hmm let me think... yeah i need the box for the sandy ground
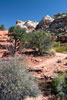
[27,52,67,78]
[25,52,67,100]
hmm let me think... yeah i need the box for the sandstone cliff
[36,13,67,34]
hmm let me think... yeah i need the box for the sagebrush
[0,56,41,100]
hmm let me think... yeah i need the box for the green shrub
[8,26,26,52]
[55,45,67,53]
[0,56,41,100]
[52,41,67,53]
[25,30,54,55]
[51,73,67,98]
[54,41,61,47]
[0,24,5,30]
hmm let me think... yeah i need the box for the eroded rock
[16,20,39,32]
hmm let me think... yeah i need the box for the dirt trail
[26,53,67,100]
[33,53,67,67]
[29,53,67,77]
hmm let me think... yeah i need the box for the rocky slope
[0,30,10,57]
[36,13,67,34]
[0,30,15,58]
[16,20,39,32]
[16,13,67,34]
[50,13,67,33]
[36,15,54,30]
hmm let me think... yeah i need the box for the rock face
[16,13,67,34]
[56,35,67,43]
[36,15,54,29]
[50,13,67,33]
[36,13,67,34]
[16,20,39,32]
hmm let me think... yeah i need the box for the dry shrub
[0,56,41,100]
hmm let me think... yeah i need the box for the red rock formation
[0,30,11,57]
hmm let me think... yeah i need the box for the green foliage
[8,26,26,41]
[25,30,54,55]
[0,24,5,30]
[8,26,26,51]
[53,41,67,53]
[51,73,67,98]
[54,41,61,47]
[55,45,67,53]
[0,57,41,100]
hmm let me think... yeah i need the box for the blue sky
[0,0,67,29]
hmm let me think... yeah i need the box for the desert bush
[54,41,61,47]
[51,72,67,99]
[25,30,54,55]
[55,45,67,53]
[52,42,67,53]
[0,56,41,100]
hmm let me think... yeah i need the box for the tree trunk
[38,49,42,55]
